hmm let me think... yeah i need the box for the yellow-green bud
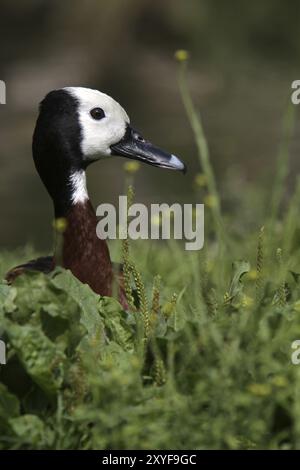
[174,49,190,62]
[124,161,140,174]
[53,217,68,233]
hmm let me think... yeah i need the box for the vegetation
[1,57,300,450]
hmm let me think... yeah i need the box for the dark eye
[90,107,105,120]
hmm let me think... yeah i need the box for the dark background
[1,0,300,249]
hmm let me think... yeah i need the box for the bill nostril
[134,132,145,142]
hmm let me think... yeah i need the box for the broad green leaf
[0,383,20,421]
[0,284,16,315]
[50,270,105,341]
[12,271,77,323]
[5,321,65,395]
[99,297,134,352]
[228,260,251,300]
[9,414,53,448]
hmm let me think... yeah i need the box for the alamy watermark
[291,340,300,365]
[95,197,204,251]
[0,80,6,104]
[0,340,6,365]
[291,80,300,104]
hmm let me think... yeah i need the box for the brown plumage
[6,201,128,308]
[6,200,113,294]
[6,256,54,284]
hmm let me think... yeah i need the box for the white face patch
[64,87,130,161]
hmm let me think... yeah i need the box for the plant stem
[269,100,296,228]
[177,61,225,246]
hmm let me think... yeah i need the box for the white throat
[69,170,89,205]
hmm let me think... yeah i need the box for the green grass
[1,57,300,449]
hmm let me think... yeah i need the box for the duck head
[32,87,186,217]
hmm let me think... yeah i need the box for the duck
[6,87,186,306]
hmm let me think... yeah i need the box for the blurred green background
[1,0,300,249]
